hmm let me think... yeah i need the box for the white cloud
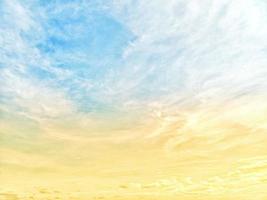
[0,0,75,121]
[1,0,267,128]
[103,0,267,108]
[0,68,74,120]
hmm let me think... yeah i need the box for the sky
[1,0,267,199]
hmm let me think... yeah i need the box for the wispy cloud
[107,0,267,106]
[1,1,267,198]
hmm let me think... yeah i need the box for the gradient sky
[1,0,267,199]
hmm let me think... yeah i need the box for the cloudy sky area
[1,0,267,199]
[1,0,267,121]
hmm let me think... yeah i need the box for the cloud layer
[1,0,267,199]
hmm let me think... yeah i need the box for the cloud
[0,0,75,121]
[104,0,267,107]
[1,1,267,199]
[1,68,74,120]
[1,0,267,144]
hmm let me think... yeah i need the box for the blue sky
[0,0,136,118]
[2,1,267,198]
[1,0,267,122]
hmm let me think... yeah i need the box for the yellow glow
[1,96,267,199]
